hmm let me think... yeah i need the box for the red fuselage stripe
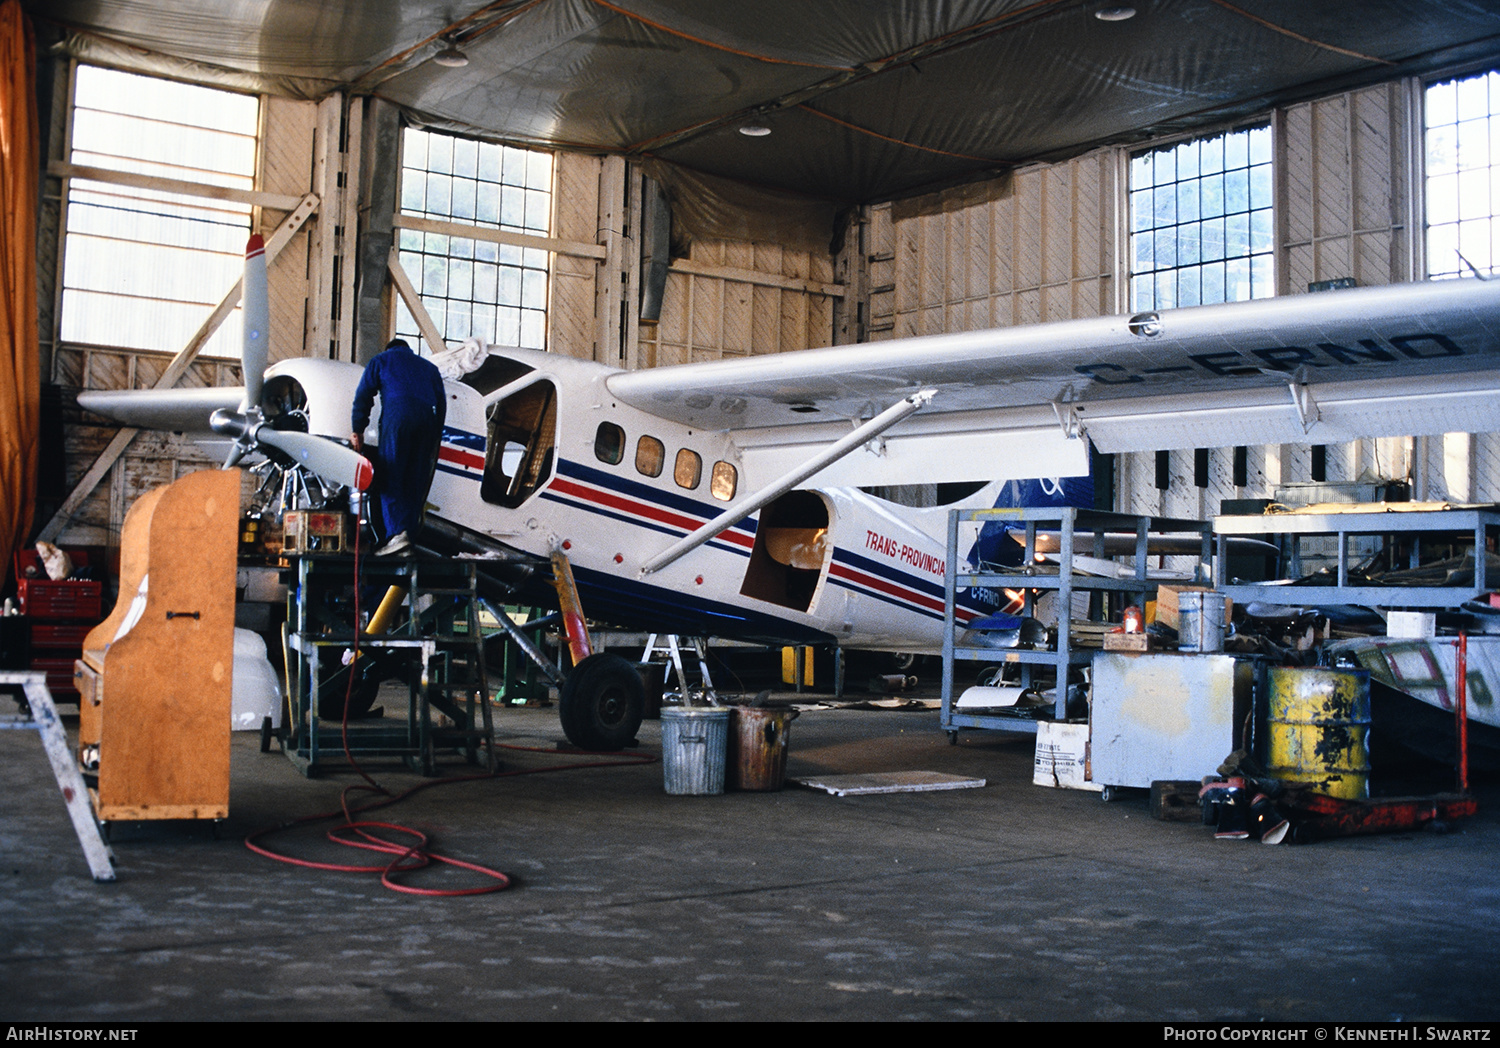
[548,476,754,548]
[438,446,484,470]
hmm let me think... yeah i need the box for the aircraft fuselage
[271,350,989,653]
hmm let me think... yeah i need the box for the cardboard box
[1033,719,1101,791]
[1155,584,1232,631]
[1103,631,1152,653]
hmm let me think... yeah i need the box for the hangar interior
[3,0,1500,1023]
[24,1,1500,540]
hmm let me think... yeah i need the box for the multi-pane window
[396,128,552,349]
[62,66,259,357]
[1425,69,1500,280]
[1128,126,1273,310]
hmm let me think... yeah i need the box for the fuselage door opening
[483,379,557,508]
[740,490,831,613]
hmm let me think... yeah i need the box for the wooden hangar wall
[37,60,1496,554]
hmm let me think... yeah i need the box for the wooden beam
[594,156,628,366]
[306,96,341,359]
[48,160,307,211]
[336,101,363,362]
[38,195,320,543]
[386,252,448,357]
[393,212,607,260]
[667,257,845,298]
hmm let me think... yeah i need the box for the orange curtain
[0,0,38,585]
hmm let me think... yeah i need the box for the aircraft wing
[77,387,247,434]
[605,279,1500,488]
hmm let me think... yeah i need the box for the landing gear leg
[551,547,644,751]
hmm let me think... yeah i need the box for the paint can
[1178,591,1226,652]
[1267,666,1371,800]
[728,705,799,791]
[660,706,731,795]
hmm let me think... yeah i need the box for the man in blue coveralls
[350,339,447,556]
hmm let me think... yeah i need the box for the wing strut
[1288,369,1321,432]
[640,390,936,576]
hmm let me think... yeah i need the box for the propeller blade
[257,429,374,492]
[240,234,269,411]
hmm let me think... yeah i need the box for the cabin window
[1425,69,1500,279]
[395,127,553,348]
[1128,125,1273,309]
[711,461,737,501]
[482,380,556,508]
[675,449,702,489]
[636,436,664,477]
[594,422,625,465]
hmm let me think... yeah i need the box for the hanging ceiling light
[434,39,469,67]
[738,124,772,137]
[1095,5,1136,20]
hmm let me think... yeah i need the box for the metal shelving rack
[941,506,1214,739]
[1213,507,1500,608]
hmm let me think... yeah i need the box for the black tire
[559,653,645,751]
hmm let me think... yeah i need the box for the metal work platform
[282,554,494,776]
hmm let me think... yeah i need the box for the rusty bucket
[1267,666,1371,800]
[728,705,799,791]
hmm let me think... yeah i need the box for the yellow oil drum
[1267,666,1371,800]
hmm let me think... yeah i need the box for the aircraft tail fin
[970,462,1096,568]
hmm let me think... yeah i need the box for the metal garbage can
[660,706,731,795]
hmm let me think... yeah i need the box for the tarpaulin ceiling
[30,0,1500,205]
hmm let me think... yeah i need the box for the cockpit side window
[482,381,557,508]
[594,422,625,465]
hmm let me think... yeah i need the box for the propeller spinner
[212,235,373,492]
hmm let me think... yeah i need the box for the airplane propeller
[238,233,268,414]
[212,235,373,492]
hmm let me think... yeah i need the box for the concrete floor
[2,696,1497,1023]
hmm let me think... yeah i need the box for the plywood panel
[262,97,316,365]
[638,233,837,366]
[722,279,752,356]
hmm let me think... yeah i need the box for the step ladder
[0,672,115,881]
[641,634,719,704]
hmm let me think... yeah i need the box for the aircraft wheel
[560,653,645,751]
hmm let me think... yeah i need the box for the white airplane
[79,237,1500,748]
